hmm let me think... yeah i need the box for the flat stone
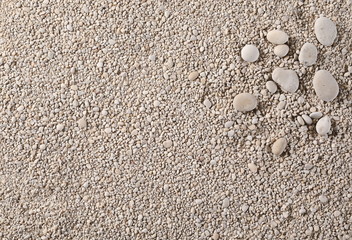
[267,30,289,44]
[233,93,257,112]
[272,68,299,93]
[310,112,323,119]
[314,17,337,46]
[266,81,277,93]
[163,140,173,148]
[188,71,199,81]
[248,163,258,173]
[313,70,339,102]
[316,116,331,136]
[274,44,289,57]
[272,137,287,156]
[299,43,318,66]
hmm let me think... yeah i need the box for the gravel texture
[0,1,351,239]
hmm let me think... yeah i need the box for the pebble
[222,198,230,208]
[188,71,199,81]
[241,204,249,212]
[241,44,259,62]
[267,30,289,44]
[302,114,313,125]
[248,163,258,173]
[212,232,220,240]
[224,121,234,128]
[318,195,328,203]
[77,117,87,129]
[266,81,278,93]
[277,101,286,110]
[163,140,173,148]
[310,112,323,119]
[316,116,331,136]
[272,137,287,156]
[148,55,156,61]
[299,43,318,66]
[272,68,299,93]
[233,93,257,112]
[203,99,212,109]
[297,116,305,126]
[56,123,64,131]
[313,70,339,102]
[273,44,289,57]
[314,16,337,46]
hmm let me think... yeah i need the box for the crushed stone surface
[0,0,351,239]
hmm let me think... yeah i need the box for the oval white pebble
[241,44,259,62]
[163,140,173,148]
[77,117,87,129]
[313,70,339,102]
[316,116,331,136]
[188,71,199,81]
[267,30,289,44]
[310,112,323,119]
[274,44,289,57]
[302,114,313,125]
[314,17,337,46]
[266,81,278,93]
[222,198,230,208]
[299,43,318,66]
[57,123,64,131]
[233,93,257,112]
[224,121,234,128]
[272,68,299,93]
[297,116,305,126]
[272,137,287,156]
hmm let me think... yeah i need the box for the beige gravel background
[0,0,351,239]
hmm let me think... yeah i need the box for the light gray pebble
[266,81,277,93]
[299,43,318,66]
[222,198,230,208]
[267,30,289,44]
[274,44,289,57]
[310,112,323,119]
[203,99,212,109]
[224,121,234,128]
[277,101,286,110]
[319,195,328,203]
[297,116,305,126]
[316,116,331,136]
[314,16,337,46]
[302,115,312,125]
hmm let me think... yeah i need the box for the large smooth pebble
[274,44,289,57]
[272,68,299,93]
[316,116,331,135]
[299,43,318,66]
[267,30,289,44]
[272,137,287,156]
[233,93,257,112]
[241,44,259,62]
[314,17,337,46]
[313,70,339,102]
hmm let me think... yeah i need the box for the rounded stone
[266,81,278,93]
[241,44,259,62]
[248,163,258,173]
[313,70,339,102]
[272,137,287,156]
[272,68,299,93]
[314,17,337,46]
[233,93,257,112]
[274,44,289,57]
[310,112,323,119]
[188,71,199,81]
[77,117,87,129]
[316,116,331,136]
[267,30,289,44]
[163,140,173,148]
[299,43,318,66]
[302,114,313,125]
[222,198,230,208]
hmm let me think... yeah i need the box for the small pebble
[233,93,257,112]
[148,55,156,61]
[248,163,258,173]
[203,99,212,109]
[316,116,331,136]
[241,44,259,62]
[222,198,230,208]
[277,101,286,110]
[56,123,64,131]
[318,195,328,203]
[224,121,234,128]
[241,204,249,212]
[297,116,305,126]
[188,71,199,81]
[273,44,289,57]
[313,70,339,102]
[163,140,173,148]
[266,81,278,93]
[77,117,87,129]
[272,137,287,156]
[299,43,318,66]
[267,30,289,44]
[302,114,313,125]
[314,16,337,46]
[310,112,323,119]
[272,68,299,93]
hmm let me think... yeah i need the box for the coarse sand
[0,0,351,239]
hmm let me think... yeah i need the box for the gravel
[1,1,351,239]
